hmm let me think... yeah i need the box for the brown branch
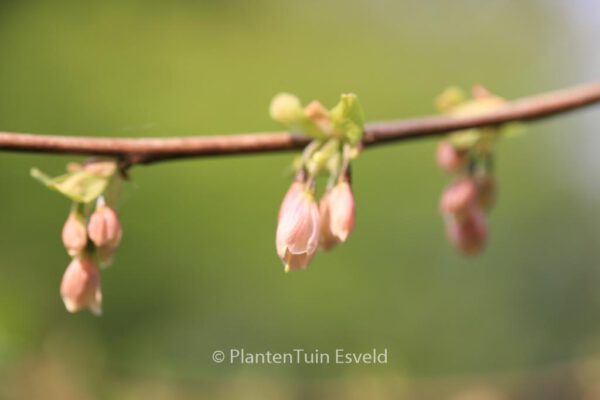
[1,83,599,166]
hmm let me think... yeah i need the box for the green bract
[31,168,111,204]
[269,93,328,140]
[440,86,525,150]
[269,92,365,145]
[329,93,365,145]
[270,92,364,179]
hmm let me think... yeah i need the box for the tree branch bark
[0,83,599,166]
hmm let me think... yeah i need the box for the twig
[0,83,599,166]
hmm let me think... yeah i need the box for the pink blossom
[440,178,478,216]
[62,212,88,256]
[278,181,305,221]
[60,256,102,315]
[88,205,122,248]
[319,181,356,250]
[276,184,320,271]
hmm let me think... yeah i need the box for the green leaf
[31,168,109,203]
[269,93,305,126]
[269,93,328,140]
[30,168,53,186]
[329,93,365,145]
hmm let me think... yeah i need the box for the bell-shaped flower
[276,183,320,271]
[62,211,88,256]
[60,256,102,316]
[278,181,305,221]
[88,205,122,248]
[439,178,478,216]
[319,181,356,250]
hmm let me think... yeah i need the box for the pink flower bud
[445,206,488,256]
[304,100,329,122]
[471,84,492,99]
[304,100,331,133]
[436,141,467,173]
[60,256,102,315]
[439,178,477,216]
[276,183,320,272]
[278,181,305,221]
[88,205,122,248]
[61,211,88,256]
[319,181,356,250]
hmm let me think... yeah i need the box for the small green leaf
[31,168,109,203]
[269,93,305,126]
[269,93,328,140]
[30,168,53,186]
[329,93,365,145]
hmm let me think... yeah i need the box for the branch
[1,83,599,166]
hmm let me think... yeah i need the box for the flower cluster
[276,169,355,271]
[33,159,123,315]
[61,196,122,315]
[271,93,363,271]
[435,86,510,255]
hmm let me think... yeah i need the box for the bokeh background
[0,1,600,399]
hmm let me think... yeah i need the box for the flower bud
[319,181,355,250]
[269,93,305,126]
[88,205,122,248]
[61,211,88,256]
[439,178,477,216]
[436,141,467,173]
[445,206,487,256]
[304,100,331,133]
[304,100,329,121]
[278,181,305,221]
[471,84,492,99]
[276,184,320,271]
[475,174,497,211]
[60,256,102,315]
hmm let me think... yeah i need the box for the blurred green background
[1,1,600,399]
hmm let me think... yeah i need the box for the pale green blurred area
[1,0,600,399]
